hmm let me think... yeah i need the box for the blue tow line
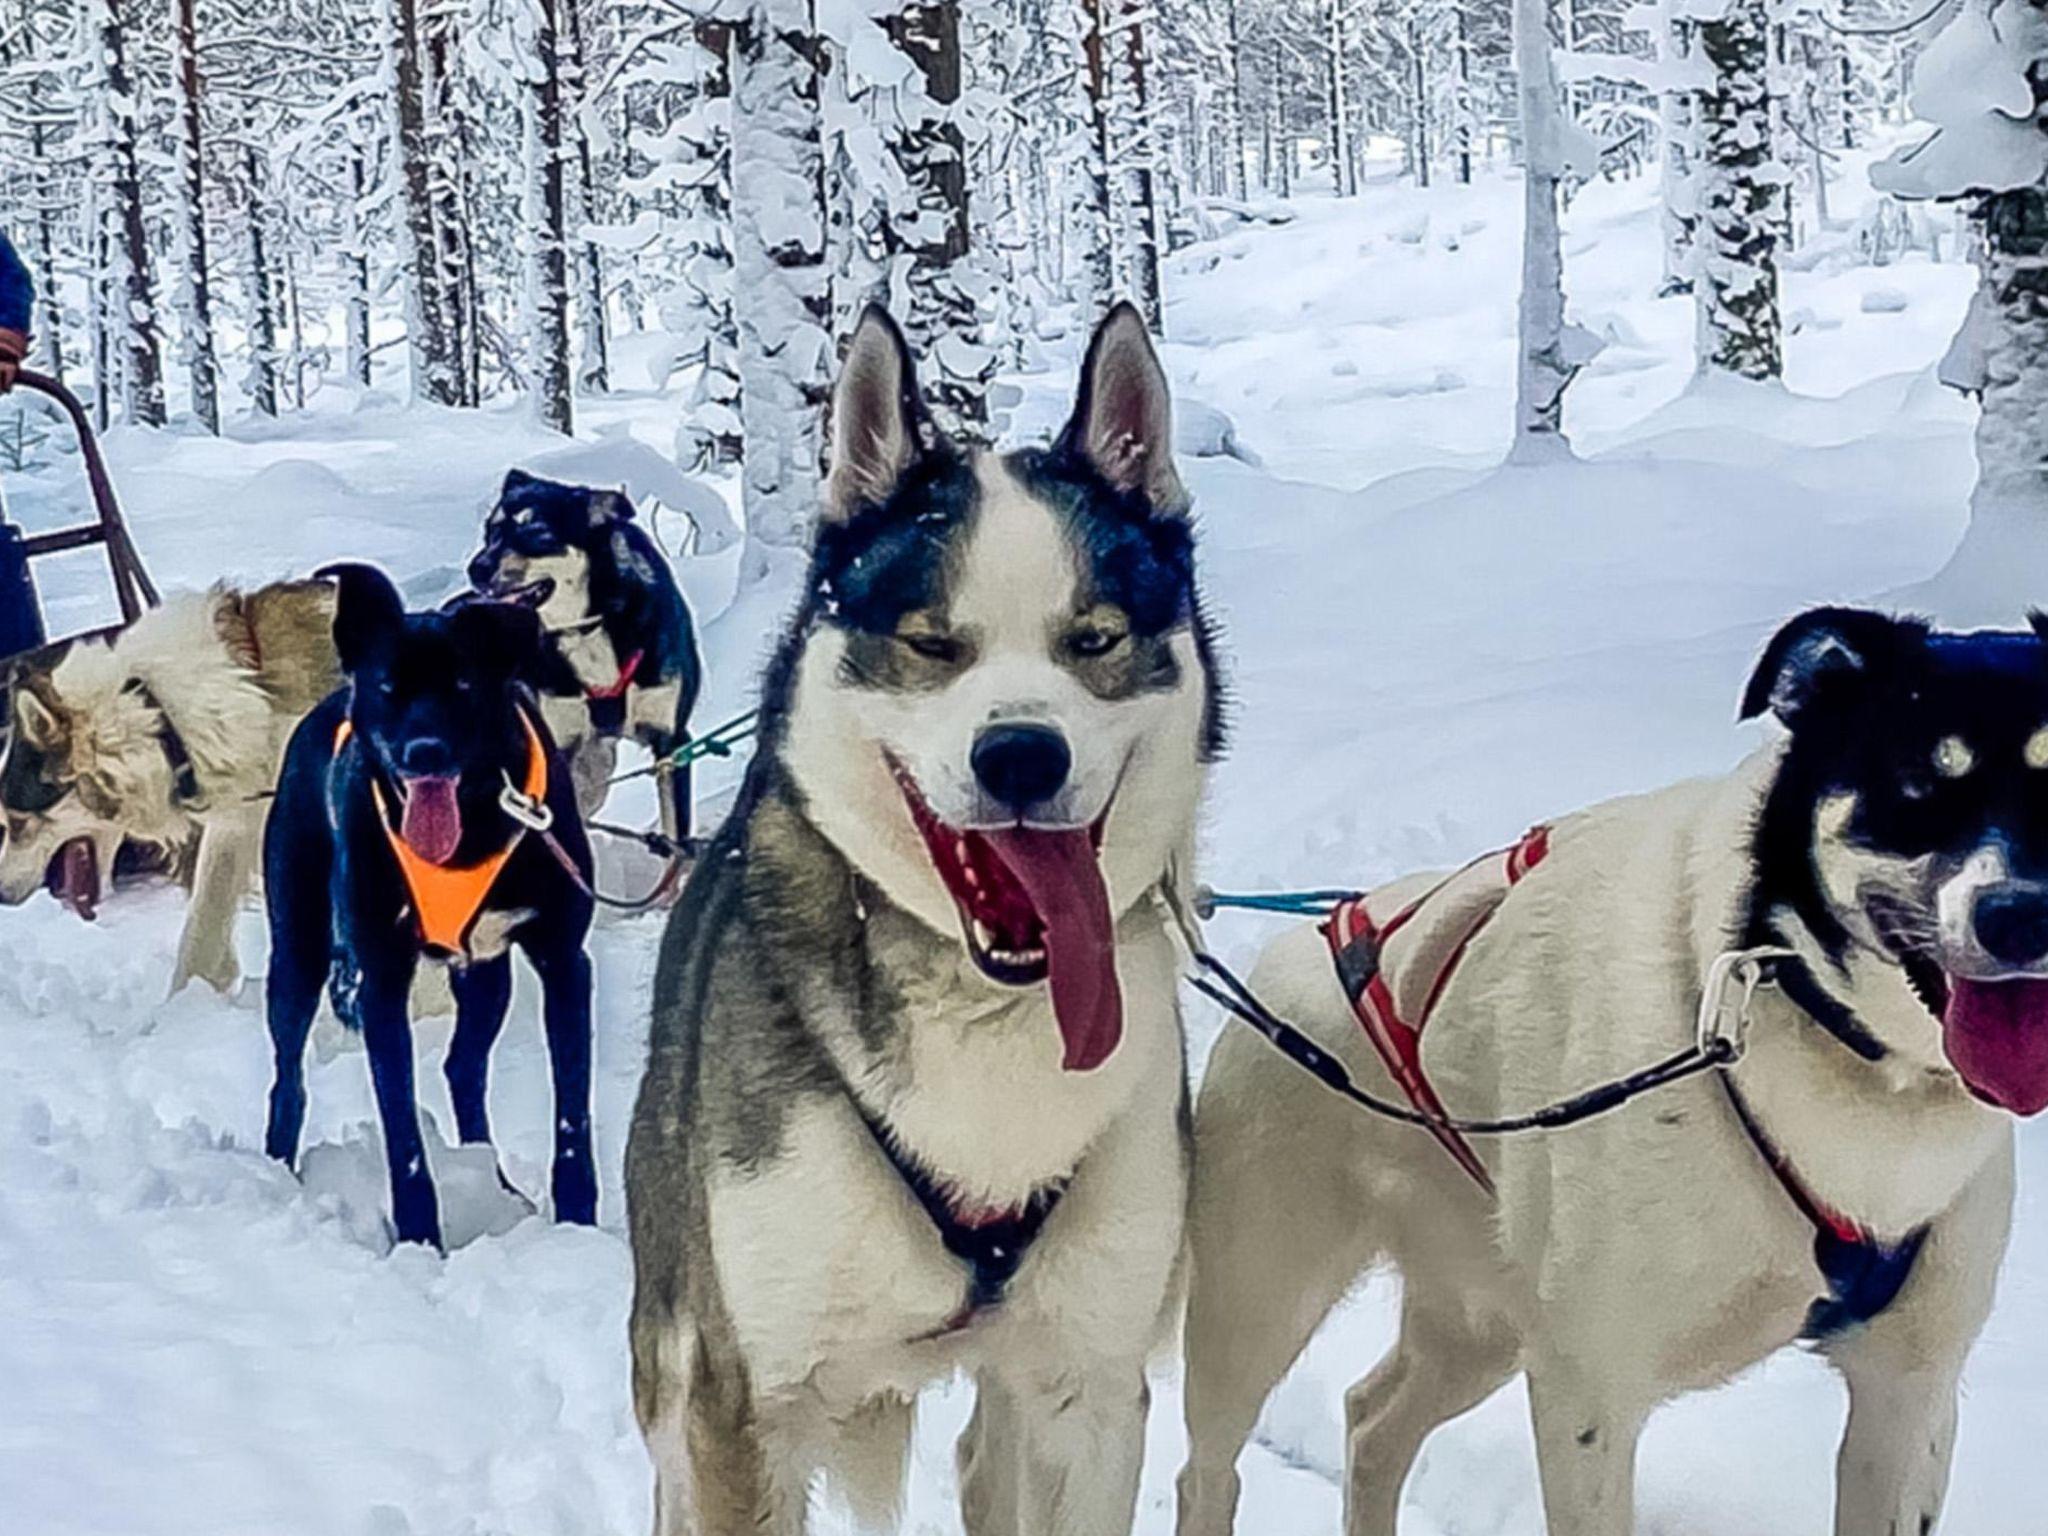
[1194,887,1359,919]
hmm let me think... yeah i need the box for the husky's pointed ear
[500,468,540,500]
[1741,607,1925,728]
[319,563,406,674]
[12,684,61,749]
[1060,302,1187,517]
[2029,610,2048,647]
[825,307,929,523]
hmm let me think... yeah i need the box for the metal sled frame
[3,368,159,658]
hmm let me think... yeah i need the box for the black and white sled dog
[263,565,597,1250]
[625,305,1224,1534]
[466,470,703,847]
[1179,607,2048,1536]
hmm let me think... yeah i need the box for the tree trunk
[1073,0,1118,314]
[529,0,575,434]
[387,0,460,405]
[172,0,220,434]
[424,12,482,406]
[98,0,165,427]
[346,147,373,387]
[1966,189,2048,527]
[1410,18,1431,189]
[1512,0,1577,462]
[1118,1,1164,329]
[30,122,65,385]
[1326,0,1354,197]
[1659,9,1697,296]
[1224,0,1249,201]
[564,0,610,395]
[885,1,992,434]
[1455,4,1475,184]
[1694,0,1785,380]
[730,1,830,578]
[244,145,280,418]
[680,20,743,470]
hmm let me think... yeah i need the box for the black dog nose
[971,724,1071,810]
[466,552,496,589]
[1975,885,2048,968]
[397,737,456,778]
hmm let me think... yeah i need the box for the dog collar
[122,679,203,807]
[586,648,643,703]
[335,710,549,955]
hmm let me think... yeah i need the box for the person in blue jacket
[0,230,32,391]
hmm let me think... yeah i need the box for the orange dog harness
[334,712,549,954]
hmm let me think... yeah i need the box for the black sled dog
[467,470,704,848]
[262,563,598,1249]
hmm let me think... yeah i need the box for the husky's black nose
[1975,885,2048,968]
[466,551,496,589]
[972,724,1071,811]
[397,737,456,778]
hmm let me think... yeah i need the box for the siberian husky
[625,304,1225,1534]
[1178,607,2043,1536]
[0,581,339,991]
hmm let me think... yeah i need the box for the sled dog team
[3,306,2045,1535]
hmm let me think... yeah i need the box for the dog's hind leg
[1342,1300,1517,1536]
[829,1393,912,1531]
[445,956,513,1146]
[530,939,597,1225]
[263,790,331,1167]
[1827,1146,2011,1536]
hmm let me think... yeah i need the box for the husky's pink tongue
[400,775,464,866]
[1944,977,2048,1116]
[985,827,1122,1072]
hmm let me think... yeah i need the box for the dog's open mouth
[489,576,556,610]
[890,760,1123,1073]
[45,836,100,920]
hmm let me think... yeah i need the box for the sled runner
[0,370,158,664]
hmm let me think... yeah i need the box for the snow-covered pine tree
[93,0,166,427]
[882,1,998,432]
[730,0,832,575]
[423,4,483,405]
[563,0,609,395]
[1511,0,1601,460]
[526,0,576,433]
[1693,0,1785,379]
[1115,0,1165,328]
[171,0,221,434]
[1069,0,1120,315]
[387,0,462,405]
[1875,0,2048,538]
[1657,2,1697,294]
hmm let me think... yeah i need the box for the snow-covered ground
[7,159,2044,1535]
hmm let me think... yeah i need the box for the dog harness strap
[1718,1073,1929,1339]
[859,1111,1067,1313]
[335,712,550,954]
[122,679,203,806]
[1322,826,1553,1195]
[1768,954,1890,1063]
[586,648,643,702]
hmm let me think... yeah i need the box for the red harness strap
[1322,826,1553,1194]
[587,648,643,702]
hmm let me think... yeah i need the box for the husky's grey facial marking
[776,303,1217,1075]
[1746,607,2048,1114]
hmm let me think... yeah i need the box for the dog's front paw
[170,947,243,998]
[552,1157,598,1227]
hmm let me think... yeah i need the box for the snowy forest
[2,0,2043,560]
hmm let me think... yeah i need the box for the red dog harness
[1322,826,1551,1193]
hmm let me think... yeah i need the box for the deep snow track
[6,164,2046,1535]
